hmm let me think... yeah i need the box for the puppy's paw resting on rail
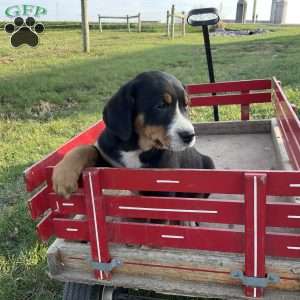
[52,145,100,198]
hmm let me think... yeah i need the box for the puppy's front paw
[51,145,100,198]
[52,162,79,198]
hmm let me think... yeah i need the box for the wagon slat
[186,79,272,94]
[97,168,300,196]
[28,185,52,219]
[41,193,300,228]
[97,168,245,194]
[48,192,86,215]
[107,222,244,253]
[267,202,300,228]
[105,195,244,224]
[39,215,300,260]
[52,218,89,241]
[189,92,271,107]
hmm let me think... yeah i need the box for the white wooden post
[127,15,130,32]
[170,5,175,39]
[181,11,186,36]
[166,10,170,37]
[81,0,90,53]
[138,13,142,32]
[252,0,257,23]
[98,15,102,32]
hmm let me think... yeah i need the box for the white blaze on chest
[120,150,143,168]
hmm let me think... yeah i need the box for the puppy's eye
[155,102,168,110]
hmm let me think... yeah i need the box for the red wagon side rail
[272,78,300,169]
[186,78,272,121]
[33,167,300,298]
[24,78,300,299]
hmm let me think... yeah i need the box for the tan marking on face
[134,114,170,151]
[163,93,172,104]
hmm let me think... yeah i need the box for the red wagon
[24,78,300,300]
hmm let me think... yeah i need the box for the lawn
[0,24,300,300]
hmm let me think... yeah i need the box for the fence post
[181,11,186,36]
[170,4,175,39]
[244,173,267,298]
[137,13,142,32]
[98,15,102,32]
[166,10,170,37]
[127,15,130,32]
[81,0,90,53]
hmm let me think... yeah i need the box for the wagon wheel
[63,282,103,300]
[63,282,126,300]
[102,286,115,300]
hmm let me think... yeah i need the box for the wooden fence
[166,5,186,39]
[98,13,142,32]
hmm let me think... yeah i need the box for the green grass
[0,24,300,300]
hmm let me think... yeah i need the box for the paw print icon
[4,17,44,48]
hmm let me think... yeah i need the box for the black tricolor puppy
[52,71,215,198]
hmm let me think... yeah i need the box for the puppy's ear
[103,81,135,141]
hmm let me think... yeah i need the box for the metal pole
[81,0,90,53]
[202,25,219,121]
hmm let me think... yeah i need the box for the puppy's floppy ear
[103,80,135,141]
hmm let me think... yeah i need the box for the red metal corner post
[241,90,250,120]
[244,173,267,298]
[83,169,111,281]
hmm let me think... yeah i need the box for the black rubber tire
[63,282,103,300]
[112,287,129,300]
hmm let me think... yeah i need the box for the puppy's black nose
[178,131,195,144]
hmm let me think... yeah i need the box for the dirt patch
[0,57,14,64]
[28,98,78,118]
[211,28,268,36]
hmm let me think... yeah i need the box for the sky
[1,0,299,23]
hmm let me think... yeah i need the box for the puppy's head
[103,71,195,152]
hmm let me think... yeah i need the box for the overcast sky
[1,0,299,23]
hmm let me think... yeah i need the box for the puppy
[52,71,214,198]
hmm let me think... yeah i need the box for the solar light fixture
[187,8,220,27]
[187,7,220,121]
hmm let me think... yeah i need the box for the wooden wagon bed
[24,78,300,299]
